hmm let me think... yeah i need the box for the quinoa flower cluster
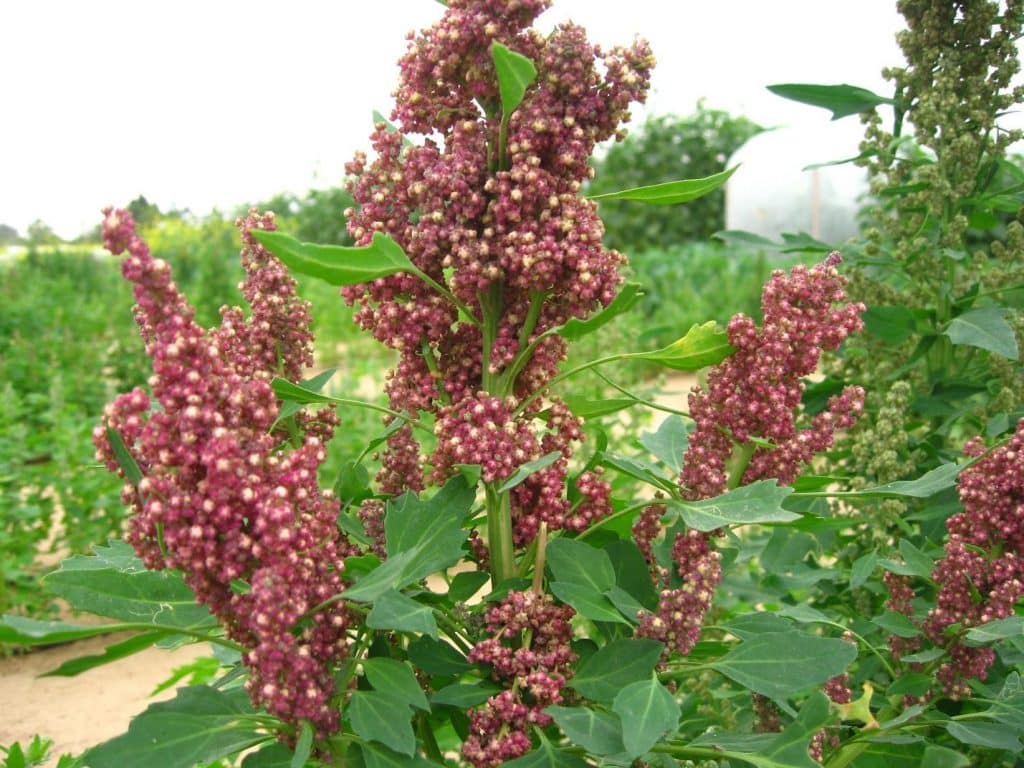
[635,254,866,657]
[341,0,653,544]
[95,208,352,738]
[925,421,1024,698]
[464,590,576,766]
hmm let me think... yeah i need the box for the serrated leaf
[362,657,430,711]
[367,589,439,639]
[105,427,143,485]
[252,230,415,287]
[569,639,664,702]
[945,305,1020,360]
[43,540,212,628]
[546,538,616,593]
[348,691,415,756]
[431,681,502,708]
[767,82,893,120]
[628,321,734,371]
[709,630,857,699]
[964,615,1024,646]
[545,705,626,755]
[589,165,739,205]
[555,283,643,341]
[344,478,473,602]
[550,582,628,624]
[613,677,680,758]
[81,686,266,768]
[491,42,537,118]
[497,451,563,493]
[712,229,778,248]
[640,415,690,475]
[668,480,798,532]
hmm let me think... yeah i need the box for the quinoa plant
[4,2,1024,767]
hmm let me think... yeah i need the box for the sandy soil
[1,635,207,764]
[0,373,699,765]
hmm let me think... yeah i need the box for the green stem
[309,394,432,437]
[514,352,633,415]
[594,370,690,418]
[577,498,670,540]
[725,442,756,490]
[480,283,504,393]
[485,483,516,585]
[420,339,450,406]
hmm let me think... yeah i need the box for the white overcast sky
[1,1,915,239]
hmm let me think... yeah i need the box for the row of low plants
[3,3,1023,767]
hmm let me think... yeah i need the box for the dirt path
[0,374,699,765]
[1,635,206,764]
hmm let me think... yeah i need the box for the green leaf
[921,745,970,768]
[767,83,893,120]
[406,635,472,676]
[850,463,962,499]
[447,571,489,603]
[589,165,739,205]
[290,722,313,768]
[863,305,918,345]
[667,480,799,532]
[0,616,139,646]
[899,647,945,663]
[964,615,1024,646]
[600,454,673,491]
[712,229,778,248]
[367,589,439,639]
[430,681,502,708]
[43,540,212,627]
[560,394,636,419]
[871,611,921,638]
[362,657,430,711]
[252,229,416,287]
[241,742,294,768]
[640,415,690,475]
[546,538,616,593]
[709,630,857,699]
[850,550,877,589]
[545,705,626,756]
[628,321,734,371]
[555,283,643,341]
[760,692,831,768]
[497,451,563,493]
[503,733,590,768]
[569,638,664,702]
[612,677,680,758]
[897,539,935,579]
[604,539,659,611]
[359,742,443,768]
[345,478,473,602]
[945,305,1020,360]
[348,691,415,756]
[42,630,166,676]
[490,42,537,118]
[105,427,143,485]
[81,686,267,768]
[549,581,628,624]
[779,231,833,253]
[946,721,1022,751]
[454,463,481,487]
